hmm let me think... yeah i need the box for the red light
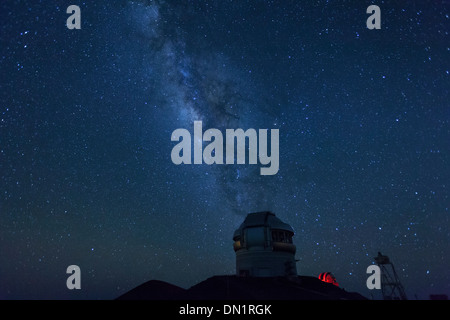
[318,272,339,287]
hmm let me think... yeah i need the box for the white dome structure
[233,211,297,277]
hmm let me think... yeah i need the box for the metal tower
[374,252,408,300]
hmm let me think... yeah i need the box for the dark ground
[117,275,367,300]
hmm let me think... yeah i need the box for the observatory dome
[233,211,297,277]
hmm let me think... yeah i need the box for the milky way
[123,0,279,214]
[0,0,449,299]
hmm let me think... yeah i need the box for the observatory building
[118,210,368,300]
[233,211,297,277]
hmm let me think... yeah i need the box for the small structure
[374,252,407,300]
[318,272,339,287]
[233,211,297,277]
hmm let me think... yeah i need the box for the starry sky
[0,0,449,300]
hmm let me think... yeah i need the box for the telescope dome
[233,211,297,277]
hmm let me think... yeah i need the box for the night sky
[1,0,449,300]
